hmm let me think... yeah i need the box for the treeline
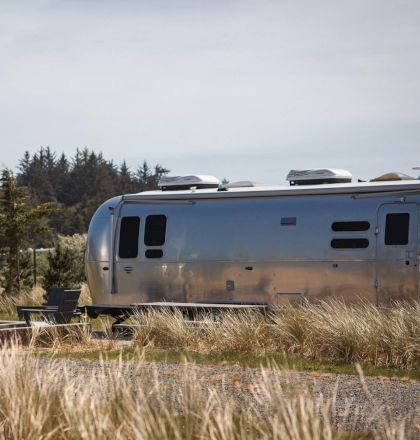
[17,147,169,236]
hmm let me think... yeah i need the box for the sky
[0,0,419,184]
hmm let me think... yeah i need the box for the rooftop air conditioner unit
[158,175,220,191]
[286,169,352,186]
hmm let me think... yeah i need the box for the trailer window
[385,213,409,245]
[331,238,369,249]
[145,249,163,259]
[332,221,370,232]
[281,217,297,226]
[144,215,167,246]
[119,216,140,258]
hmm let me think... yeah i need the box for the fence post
[33,248,37,286]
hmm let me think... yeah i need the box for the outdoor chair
[16,288,81,326]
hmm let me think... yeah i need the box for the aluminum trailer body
[85,180,420,306]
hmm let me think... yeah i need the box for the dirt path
[40,357,420,434]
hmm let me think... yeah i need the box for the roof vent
[286,169,352,186]
[370,172,415,182]
[224,181,267,189]
[158,175,220,191]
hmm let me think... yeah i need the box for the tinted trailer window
[119,216,140,258]
[385,213,409,245]
[144,215,167,246]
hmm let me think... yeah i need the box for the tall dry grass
[132,300,420,369]
[270,300,420,368]
[0,283,92,318]
[1,290,418,369]
[0,344,415,439]
[0,286,45,317]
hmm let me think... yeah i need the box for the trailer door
[115,215,141,296]
[375,203,419,303]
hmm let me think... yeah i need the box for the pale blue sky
[0,0,419,183]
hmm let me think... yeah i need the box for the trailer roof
[123,179,420,201]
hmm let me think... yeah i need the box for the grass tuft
[131,300,420,370]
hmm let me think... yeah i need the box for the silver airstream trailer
[85,170,420,307]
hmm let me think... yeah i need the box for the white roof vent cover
[286,169,352,186]
[224,181,267,189]
[158,175,220,191]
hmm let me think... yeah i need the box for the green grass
[39,346,420,380]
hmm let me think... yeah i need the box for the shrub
[42,234,86,293]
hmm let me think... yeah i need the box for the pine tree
[135,161,151,192]
[148,164,170,189]
[14,148,170,235]
[17,151,31,186]
[42,235,86,295]
[53,153,70,203]
[0,249,33,292]
[0,169,56,294]
[42,242,76,292]
[118,161,134,194]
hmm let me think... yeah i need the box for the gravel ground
[37,356,420,434]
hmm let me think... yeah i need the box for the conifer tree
[0,169,55,294]
[136,161,152,191]
[42,242,77,292]
[14,148,170,235]
[17,151,31,186]
[119,161,134,194]
[148,164,170,189]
